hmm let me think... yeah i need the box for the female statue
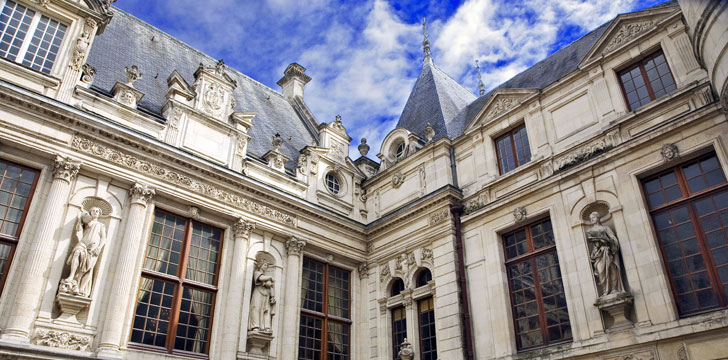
[60,207,107,297]
[586,211,624,295]
[248,261,276,333]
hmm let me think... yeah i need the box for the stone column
[221,218,254,358]
[280,236,306,359]
[2,156,80,342]
[357,263,370,360]
[96,183,155,356]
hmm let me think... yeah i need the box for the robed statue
[586,211,624,296]
[60,207,107,297]
[248,261,276,333]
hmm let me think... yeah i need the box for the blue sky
[115,0,666,159]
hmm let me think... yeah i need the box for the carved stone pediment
[580,7,679,66]
[465,89,537,131]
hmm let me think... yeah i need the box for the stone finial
[476,60,485,96]
[358,138,370,156]
[424,123,435,142]
[124,65,142,87]
[271,133,283,152]
[214,59,226,75]
[422,17,432,64]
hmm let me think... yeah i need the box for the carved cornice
[428,209,449,226]
[71,134,296,227]
[129,183,155,206]
[53,155,81,183]
[285,236,306,256]
[33,330,90,351]
[233,218,255,239]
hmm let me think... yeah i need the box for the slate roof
[86,8,316,171]
[394,60,476,141]
[397,0,679,140]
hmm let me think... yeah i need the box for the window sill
[127,343,209,359]
[0,57,60,90]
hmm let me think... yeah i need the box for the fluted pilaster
[280,236,306,359]
[97,183,155,355]
[222,217,255,358]
[3,156,80,341]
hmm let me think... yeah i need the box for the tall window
[299,258,351,359]
[391,306,406,360]
[643,153,727,316]
[496,124,531,175]
[503,218,571,350]
[130,209,223,355]
[618,51,676,111]
[0,0,68,74]
[418,297,437,360]
[0,159,38,293]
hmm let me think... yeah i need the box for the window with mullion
[618,51,676,111]
[131,209,222,355]
[0,159,38,294]
[496,124,531,175]
[391,306,406,360]
[644,153,728,316]
[0,0,66,74]
[503,218,571,351]
[299,257,351,360]
[418,297,437,360]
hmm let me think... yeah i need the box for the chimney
[277,63,311,99]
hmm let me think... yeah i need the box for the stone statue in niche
[586,211,624,296]
[248,260,276,334]
[59,206,107,297]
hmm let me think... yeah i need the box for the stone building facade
[0,0,725,359]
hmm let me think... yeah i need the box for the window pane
[418,297,437,360]
[0,161,37,238]
[301,258,325,312]
[392,306,407,360]
[496,134,516,174]
[327,266,350,319]
[185,223,221,285]
[174,287,214,354]
[144,210,186,275]
[21,15,66,74]
[130,277,175,348]
[0,1,35,61]
[513,126,531,166]
[298,315,322,359]
[0,243,13,283]
[645,53,675,100]
[326,321,349,360]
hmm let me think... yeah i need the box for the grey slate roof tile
[86,8,315,170]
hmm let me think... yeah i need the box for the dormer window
[0,0,67,74]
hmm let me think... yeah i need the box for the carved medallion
[392,171,404,188]
[661,143,679,162]
[513,207,527,223]
[203,82,226,117]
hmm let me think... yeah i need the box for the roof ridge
[111,6,288,101]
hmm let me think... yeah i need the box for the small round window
[325,173,341,195]
[395,142,406,158]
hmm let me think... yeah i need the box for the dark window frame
[417,297,437,360]
[391,305,407,360]
[299,257,352,360]
[502,217,572,351]
[0,159,39,294]
[642,152,728,317]
[495,124,531,175]
[617,50,677,111]
[129,209,223,357]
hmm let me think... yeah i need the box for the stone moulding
[33,329,90,351]
[71,134,296,226]
[603,21,655,54]
[554,131,620,172]
[428,209,449,226]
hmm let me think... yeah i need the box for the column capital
[52,155,81,183]
[129,183,155,206]
[285,236,306,257]
[358,262,370,279]
[233,217,255,239]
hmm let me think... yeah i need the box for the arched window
[416,268,432,288]
[395,142,406,158]
[325,172,340,195]
[390,278,405,297]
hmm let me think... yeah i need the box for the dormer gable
[318,115,352,165]
[192,59,237,121]
[166,70,195,102]
[465,89,538,132]
[580,5,680,67]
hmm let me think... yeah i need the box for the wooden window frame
[0,158,39,294]
[129,209,223,358]
[617,50,676,111]
[391,305,407,360]
[495,124,531,175]
[417,297,437,360]
[502,217,571,351]
[642,153,728,317]
[299,257,352,359]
